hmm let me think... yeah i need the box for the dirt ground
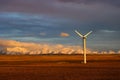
[0,54,120,80]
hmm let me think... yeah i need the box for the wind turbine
[75,30,92,64]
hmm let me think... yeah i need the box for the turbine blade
[75,30,83,37]
[84,31,92,37]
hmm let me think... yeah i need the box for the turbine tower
[75,30,92,64]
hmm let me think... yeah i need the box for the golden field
[0,54,120,80]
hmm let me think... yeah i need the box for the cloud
[6,47,29,55]
[0,39,22,47]
[0,0,120,28]
[0,0,120,51]
[39,32,46,36]
[60,32,70,37]
[0,39,92,54]
[0,39,119,54]
[0,0,120,23]
[58,0,120,7]
[99,30,116,33]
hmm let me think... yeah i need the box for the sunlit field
[0,54,120,80]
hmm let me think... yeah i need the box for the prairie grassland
[0,54,120,61]
[0,54,120,80]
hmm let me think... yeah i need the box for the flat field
[0,54,120,80]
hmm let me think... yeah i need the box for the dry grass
[0,54,120,80]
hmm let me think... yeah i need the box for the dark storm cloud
[0,12,71,40]
[0,0,120,31]
[0,0,11,6]
[0,0,120,51]
[0,0,56,14]
[0,0,120,26]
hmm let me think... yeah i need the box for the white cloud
[100,30,116,33]
[0,39,92,54]
[60,32,70,37]
[0,39,119,54]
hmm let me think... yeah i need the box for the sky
[0,0,120,51]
